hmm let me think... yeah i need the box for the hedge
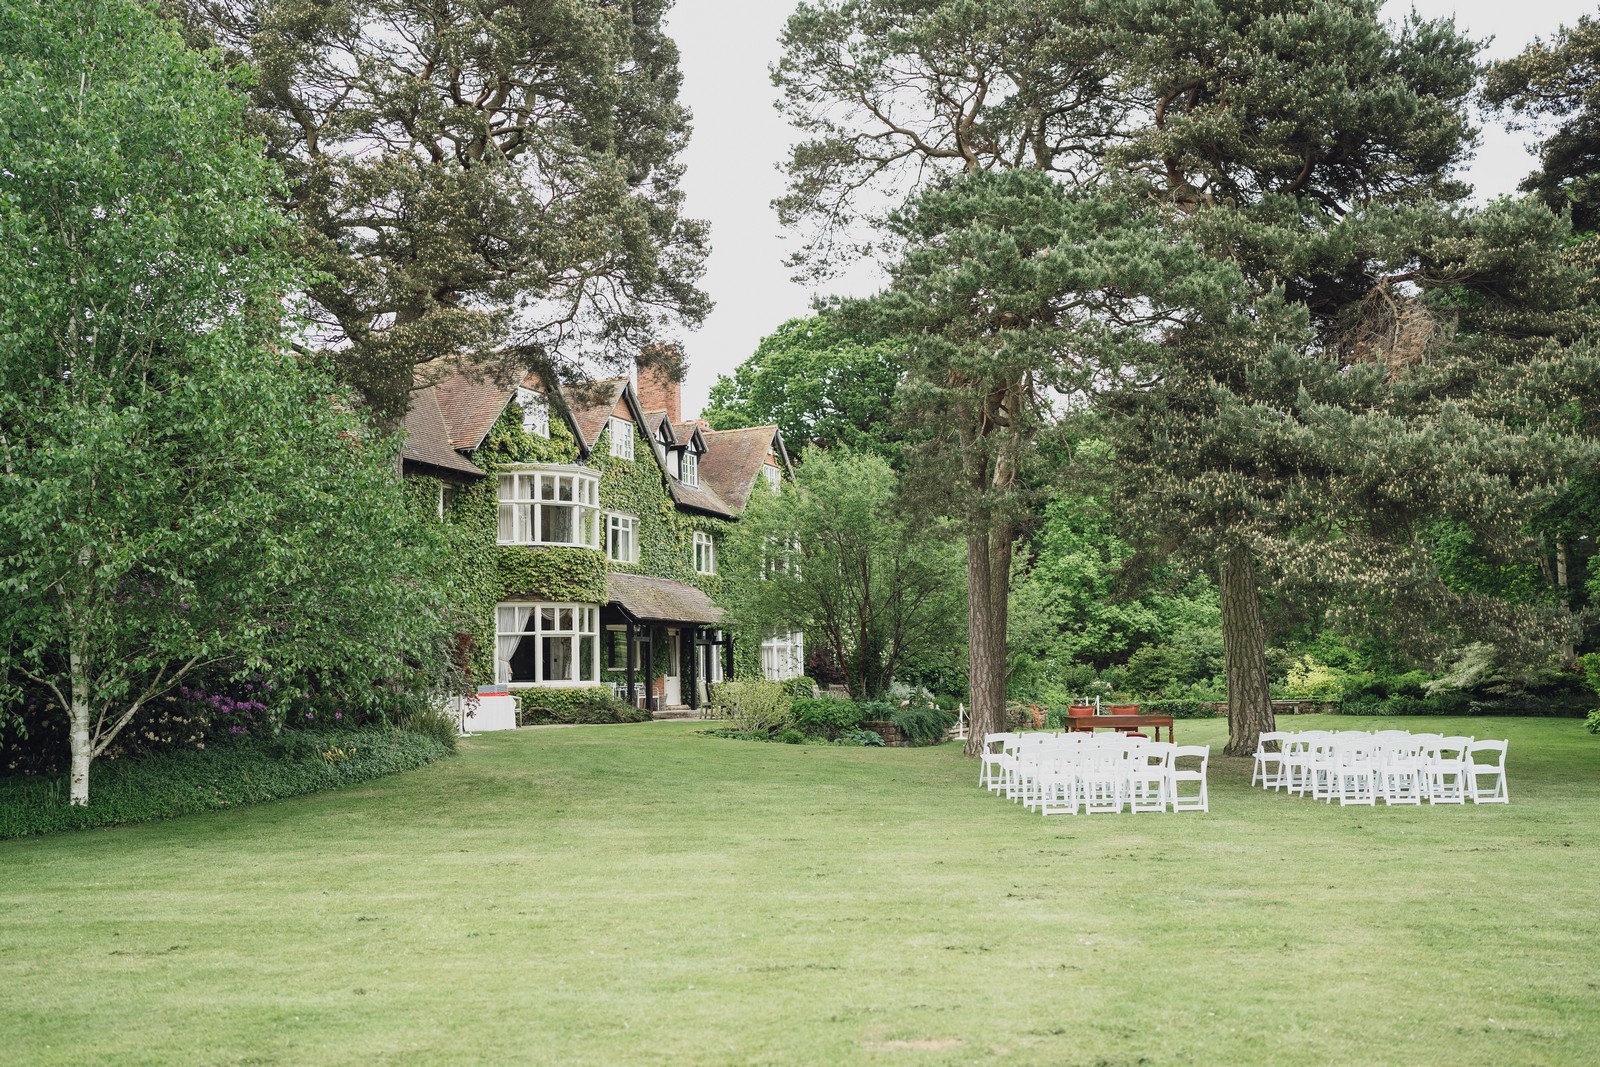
[515,686,651,725]
[0,726,453,840]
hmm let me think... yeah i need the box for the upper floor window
[515,387,549,438]
[763,464,781,491]
[761,535,801,579]
[495,602,599,685]
[606,512,639,564]
[497,466,599,548]
[608,416,634,460]
[693,530,716,575]
[681,449,699,487]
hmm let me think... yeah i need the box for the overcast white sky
[661,0,1596,418]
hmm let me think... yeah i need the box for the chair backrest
[1172,744,1210,764]
[1257,731,1289,752]
[1141,741,1175,768]
[983,732,1017,754]
[1467,739,1507,767]
[1105,703,1140,716]
[1439,736,1474,759]
[1067,704,1096,718]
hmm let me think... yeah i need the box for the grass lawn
[2,714,1597,1065]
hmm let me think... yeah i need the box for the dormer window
[763,464,781,491]
[680,449,699,487]
[496,466,600,548]
[608,416,634,460]
[516,387,549,438]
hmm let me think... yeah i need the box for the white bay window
[496,466,600,548]
[495,603,600,685]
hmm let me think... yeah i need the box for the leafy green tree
[166,0,710,421]
[839,171,1243,750]
[1486,15,1600,235]
[722,448,966,699]
[777,0,1485,756]
[703,314,904,460]
[0,0,452,804]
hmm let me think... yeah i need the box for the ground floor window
[496,603,600,685]
[760,631,805,681]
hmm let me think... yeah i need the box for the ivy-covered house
[399,357,801,717]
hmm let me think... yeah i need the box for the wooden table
[1064,714,1175,743]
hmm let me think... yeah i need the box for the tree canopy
[166,0,711,420]
[0,0,454,803]
[702,314,903,460]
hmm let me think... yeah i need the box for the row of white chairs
[980,732,1210,815]
[1251,730,1509,806]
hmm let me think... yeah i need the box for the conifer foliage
[166,0,711,421]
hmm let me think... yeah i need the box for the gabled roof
[642,410,675,444]
[672,421,708,453]
[699,425,791,514]
[607,573,724,624]
[428,362,528,451]
[562,378,631,451]
[400,385,486,478]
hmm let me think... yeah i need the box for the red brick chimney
[636,345,682,423]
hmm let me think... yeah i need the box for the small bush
[516,687,649,726]
[710,680,793,734]
[890,705,957,746]
[1140,698,1219,719]
[1586,709,1600,735]
[400,704,460,751]
[0,727,452,840]
[839,729,885,747]
[791,697,863,738]
[781,676,820,699]
[775,727,806,744]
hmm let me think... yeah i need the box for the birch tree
[0,0,451,804]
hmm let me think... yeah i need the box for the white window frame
[606,512,639,564]
[693,530,716,575]
[680,449,699,487]
[608,416,634,460]
[763,464,782,491]
[761,632,805,681]
[494,602,601,686]
[761,535,801,579]
[515,387,549,438]
[496,465,601,548]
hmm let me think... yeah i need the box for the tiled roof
[400,385,486,477]
[699,425,787,514]
[668,476,734,519]
[562,378,630,450]
[607,573,724,624]
[427,361,524,450]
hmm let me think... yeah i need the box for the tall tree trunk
[1219,543,1273,757]
[964,525,1012,755]
[68,636,92,806]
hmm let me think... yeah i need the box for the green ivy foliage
[408,403,771,692]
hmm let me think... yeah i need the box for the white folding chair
[1169,745,1210,812]
[1128,742,1174,813]
[1038,748,1083,816]
[1466,740,1509,804]
[1329,736,1377,806]
[1079,743,1126,814]
[1376,737,1426,805]
[979,732,1017,793]
[1251,731,1289,791]
[1427,736,1473,804]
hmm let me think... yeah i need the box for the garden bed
[0,726,454,840]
